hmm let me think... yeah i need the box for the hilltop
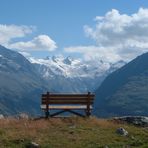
[0,117,147,148]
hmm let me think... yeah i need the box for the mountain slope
[0,45,50,115]
[94,52,148,117]
[0,45,125,115]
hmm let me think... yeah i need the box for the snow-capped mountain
[0,45,126,115]
[29,55,126,93]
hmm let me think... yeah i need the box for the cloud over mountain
[9,35,57,51]
[65,8,148,63]
[0,24,34,45]
[0,24,57,52]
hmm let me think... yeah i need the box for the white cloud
[0,24,34,45]
[65,46,121,62]
[65,8,148,62]
[84,8,148,48]
[0,24,57,52]
[9,35,57,51]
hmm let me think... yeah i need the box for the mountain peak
[51,56,58,63]
[63,56,72,65]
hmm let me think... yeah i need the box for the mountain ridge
[94,52,148,117]
[0,45,125,115]
[30,55,125,93]
[0,45,51,115]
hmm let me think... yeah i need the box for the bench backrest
[41,92,95,105]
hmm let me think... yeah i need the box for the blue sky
[1,0,148,62]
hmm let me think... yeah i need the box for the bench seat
[41,105,93,110]
[41,92,95,117]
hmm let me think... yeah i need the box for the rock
[18,113,29,119]
[30,142,39,147]
[113,116,148,127]
[116,127,128,136]
[69,125,76,129]
[0,114,4,119]
[130,135,135,140]
[26,141,39,148]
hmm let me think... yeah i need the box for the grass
[0,116,147,148]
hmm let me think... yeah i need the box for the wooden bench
[41,92,95,118]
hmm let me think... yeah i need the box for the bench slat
[42,94,95,98]
[41,92,95,117]
[41,100,94,104]
[41,105,93,110]
[42,97,94,101]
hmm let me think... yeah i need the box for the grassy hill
[0,117,147,148]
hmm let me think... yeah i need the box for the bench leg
[50,110,67,117]
[50,110,85,117]
[85,110,91,117]
[68,110,85,117]
[45,110,50,118]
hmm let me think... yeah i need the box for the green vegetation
[0,117,147,148]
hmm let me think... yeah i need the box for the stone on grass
[69,125,76,129]
[19,113,29,119]
[0,114,4,119]
[31,142,39,147]
[113,116,148,127]
[116,127,128,136]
